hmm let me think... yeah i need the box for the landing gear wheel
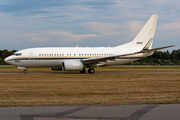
[88,68,95,74]
[23,69,28,74]
[79,68,86,73]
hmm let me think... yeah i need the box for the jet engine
[62,60,84,71]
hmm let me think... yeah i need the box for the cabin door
[29,50,34,60]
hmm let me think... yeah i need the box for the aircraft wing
[82,53,134,65]
[82,45,174,65]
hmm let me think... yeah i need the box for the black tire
[79,68,86,73]
[88,68,95,74]
[23,70,28,74]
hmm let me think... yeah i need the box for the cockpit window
[13,53,22,56]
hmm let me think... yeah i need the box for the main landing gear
[79,68,95,74]
[88,68,95,74]
[23,69,28,74]
[79,68,86,73]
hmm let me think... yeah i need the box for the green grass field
[0,66,180,107]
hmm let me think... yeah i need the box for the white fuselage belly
[6,47,152,68]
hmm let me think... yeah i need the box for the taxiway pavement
[0,104,180,120]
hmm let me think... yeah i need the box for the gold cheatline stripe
[7,56,101,60]
[7,55,144,61]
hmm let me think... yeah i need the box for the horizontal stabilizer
[137,45,175,53]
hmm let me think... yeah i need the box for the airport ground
[1,66,180,120]
[1,104,180,120]
[0,66,180,107]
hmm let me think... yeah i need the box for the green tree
[163,50,170,60]
[177,51,180,60]
[0,50,3,57]
[0,58,3,65]
[1,53,6,59]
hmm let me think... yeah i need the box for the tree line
[1,49,180,65]
[127,50,180,65]
[0,49,17,65]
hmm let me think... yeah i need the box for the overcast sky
[0,0,179,51]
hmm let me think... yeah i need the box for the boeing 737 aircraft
[5,15,174,74]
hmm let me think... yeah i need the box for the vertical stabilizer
[116,15,158,50]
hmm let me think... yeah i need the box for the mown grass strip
[0,71,180,107]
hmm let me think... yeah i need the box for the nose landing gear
[16,67,28,74]
[23,69,28,74]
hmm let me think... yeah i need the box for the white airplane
[5,15,173,74]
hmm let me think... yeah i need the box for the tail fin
[116,15,158,51]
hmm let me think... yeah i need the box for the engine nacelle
[62,60,84,71]
[50,67,62,71]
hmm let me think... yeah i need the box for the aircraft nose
[4,57,7,62]
[4,57,10,64]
